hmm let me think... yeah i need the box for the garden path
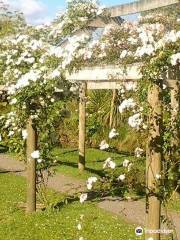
[0,154,85,194]
[0,154,180,239]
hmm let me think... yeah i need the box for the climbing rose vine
[0,1,179,209]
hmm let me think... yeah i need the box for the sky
[5,0,135,25]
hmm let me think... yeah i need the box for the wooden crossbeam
[0,66,178,92]
[66,64,142,82]
[108,0,179,17]
[88,16,123,28]
[88,0,178,27]
[87,81,124,90]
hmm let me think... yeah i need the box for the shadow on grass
[55,159,106,178]
[60,149,78,155]
[52,195,80,210]
[56,147,134,157]
[0,169,24,174]
[51,189,145,212]
[93,147,134,157]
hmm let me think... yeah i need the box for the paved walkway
[0,154,180,239]
[0,154,85,194]
[98,197,180,239]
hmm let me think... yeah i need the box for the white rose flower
[51,69,61,79]
[87,176,97,184]
[8,131,14,137]
[10,98,17,105]
[22,129,28,140]
[37,159,43,163]
[170,52,180,66]
[124,82,137,91]
[103,157,116,169]
[109,161,116,169]
[128,113,143,129]
[117,174,126,181]
[134,147,144,158]
[31,150,40,159]
[120,50,128,59]
[86,176,97,190]
[26,57,35,64]
[79,193,87,203]
[163,84,167,90]
[119,98,136,113]
[109,128,119,139]
[87,183,93,190]
[156,174,161,180]
[99,140,109,150]
[123,159,130,167]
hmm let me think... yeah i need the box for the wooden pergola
[0,1,179,240]
[64,1,179,240]
[69,67,179,240]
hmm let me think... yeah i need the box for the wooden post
[146,81,163,240]
[78,82,87,172]
[170,80,180,151]
[26,117,37,213]
[169,71,180,194]
[109,89,117,128]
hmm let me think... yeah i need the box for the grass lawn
[166,194,180,213]
[52,147,142,180]
[0,172,145,240]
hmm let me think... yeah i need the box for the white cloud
[5,0,48,24]
[31,16,52,25]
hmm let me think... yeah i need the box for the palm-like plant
[87,89,122,129]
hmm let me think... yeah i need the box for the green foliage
[59,90,143,152]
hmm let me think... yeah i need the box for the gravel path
[98,197,180,239]
[0,154,85,194]
[0,154,180,239]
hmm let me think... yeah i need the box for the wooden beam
[146,81,163,240]
[108,0,179,17]
[26,118,37,213]
[66,64,142,82]
[78,82,87,172]
[87,81,124,90]
[1,65,178,91]
[88,16,123,28]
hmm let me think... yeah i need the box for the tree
[0,1,26,37]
